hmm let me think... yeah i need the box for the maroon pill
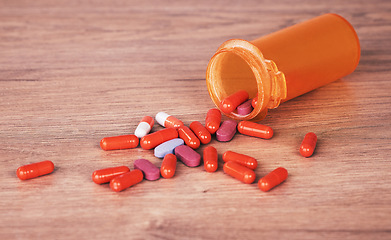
[216,120,237,142]
[175,145,201,167]
[134,159,160,181]
[237,99,253,116]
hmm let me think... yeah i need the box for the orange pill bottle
[206,13,360,121]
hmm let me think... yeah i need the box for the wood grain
[1,0,391,239]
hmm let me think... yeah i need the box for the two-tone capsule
[110,169,143,192]
[140,128,178,150]
[160,153,177,179]
[258,167,288,192]
[205,108,221,134]
[156,112,184,128]
[134,116,154,138]
[300,132,317,157]
[189,121,211,145]
[92,166,130,184]
[178,125,200,149]
[222,151,257,170]
[223,161,256,184]
[100,134,139,151]
[237,121,273,139]
[220,90,249,114]
[203,146,218,172]
[16,160,55,180]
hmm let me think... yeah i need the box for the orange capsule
[16,160,54,180]
[300,132,317,157]
[258,167,288,192]
[189,121,211,145]
[140,128,178,150]
[134,116,154,138]
[220,90,249,114]
[160,153,177,179]
[100,134,139,151]
[178,125,200,149]
[156,112,184,128]
[205,108,221,134]
[92,166,130,184]
[222,151,257,170]
[252,94,258,108]
[223,161,256,184]
[203,146,218,172]
[237,121,273,139]
[110,169,143,192]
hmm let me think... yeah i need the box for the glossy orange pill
[110,169,143,192]
[222,151,258,170]
[223,161,256,184]
[100,134,139,151]
[160,153,177,179]
[252,94,258,108]
[189,121,211,145]
[178,125,200,149]
[300,132,317,157]
[205,108,221,134]
[16,160,54,180]
[258,167,288,192]
[237,121,273,139]
[220,90,249,114]
[203,146,218,172]
[140,128,178,150]
[92,166,130,184]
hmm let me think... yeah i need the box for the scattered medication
[178,125,201,149]
[222,151,257,170]
[258,167,288,192]
[205,108,221,134]
[175,145,201,167]
[134,116,154,138]
[154,138,184,158]
[110,169,143,192]
[220,90,249,114]
[216,120,237,142]
[203,146,218,172]
[134,159,160,181]
[156,112,184,128]
[237,99,253,116]
[223,161,255,184]
[237,121,273,139]
[92,166,130,184]
[16,160,54,180]
[140,128,178,150]
[300,132,317,157]
[160,154,177,179]
[189,121,211,145]
[100,134,139,151]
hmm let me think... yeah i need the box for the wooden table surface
[1,0,390,239]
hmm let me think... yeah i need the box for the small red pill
[258,167,288,192]
[178,125,200,149]
[110,169,143,192]
[222,151,257,170]
[252,94,258,108]
[205,108,221,134]
[92,166,130,184]
[189,121,211,145]
[16,160,54,180]
[237,121,273,139]
[223,161,256,184]
[100,134,139,151]
[160,153,177,179]
[203,146,218,172]
[140,128,178,150]
[220,90,249,114]
[300,132,317,157]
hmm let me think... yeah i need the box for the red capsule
[223,161,256,184]
[222,151,257,170]
[110,169,143,192]
[100,134,139,151]
[189,121,211,145]
[160,153,177,179]
[300,132,317,157]
[258,167,288,192]
[220,90,249,114]
[205,108,221,134]
[140,128,178,150]
[16,160,54,180]
[237,121,273,139]
[178,125,200,149]
[252,94,258,108]
[203,146,218,172]
[92,166,130,184]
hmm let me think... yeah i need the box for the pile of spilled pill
[16,90,318,193]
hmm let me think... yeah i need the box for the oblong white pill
[154,138,184,158]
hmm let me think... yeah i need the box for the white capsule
[134,116,154,138]
[155,112,184,128]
